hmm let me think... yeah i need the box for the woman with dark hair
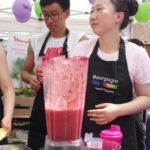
[71,0,150,149]
[21,0,87,149]
[0,45,15,144]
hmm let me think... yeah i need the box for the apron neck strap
[39,32,51,57]
[114,38,127,103]
[61,29,69,58]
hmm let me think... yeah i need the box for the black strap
[61,29,69,58]
[92,40,99,55]
[114,38,126,103]
[39,32,51,57]
[38,29,69,57]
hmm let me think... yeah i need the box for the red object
[46,108,83,141]
[100,125,123,144]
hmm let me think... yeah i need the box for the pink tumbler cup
[100,125,123,149]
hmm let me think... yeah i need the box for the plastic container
[86,137,102,150]
[43,56,89,149]
[86,137,121,150]
[43,56,89,141]
[100,125,123,144]
[99,125,123,150]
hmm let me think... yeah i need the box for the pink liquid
[45,108,83,141]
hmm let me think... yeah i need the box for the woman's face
[89,0,122,36]
[42,3,70,32]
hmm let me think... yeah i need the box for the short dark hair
[111,0,139,30]
[40,0,70,11]
[128,38,144,47]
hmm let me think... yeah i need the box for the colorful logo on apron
[92,74,118,93]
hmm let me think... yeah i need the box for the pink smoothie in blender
[43,56,89,149]
[46,107,83,141]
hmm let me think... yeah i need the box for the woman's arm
[0,45,15,132]
[88,83,150,125]
[118,83,150,116]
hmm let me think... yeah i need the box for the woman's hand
[29,75,41,91]
[1,116,12,135]
[87,103,120,125]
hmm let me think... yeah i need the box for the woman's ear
[115,11,124,24]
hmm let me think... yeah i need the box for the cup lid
[100,125,123,137]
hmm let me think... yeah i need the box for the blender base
[44,138,85,150]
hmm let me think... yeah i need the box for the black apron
[82,38,139,150]
[28,30,69,150]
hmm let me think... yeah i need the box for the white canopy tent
[0,0,146,43]
[0,0,93,34]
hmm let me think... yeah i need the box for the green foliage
[11,57,24,79]
[15,85,36,97]
[12,57,36,97]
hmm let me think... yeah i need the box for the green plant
[11,57,24,79]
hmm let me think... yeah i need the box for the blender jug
[43,56,89,149]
